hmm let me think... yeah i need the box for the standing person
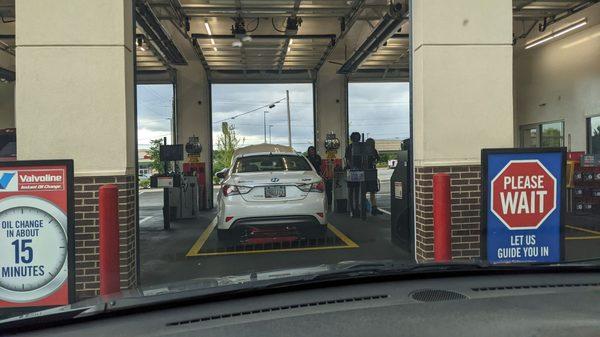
[306,146,322,174]
[345,132,362,218]
[366,138,382,215]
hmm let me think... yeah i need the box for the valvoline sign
[0,169,64,192]
[482,149,565,264]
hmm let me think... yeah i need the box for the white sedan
[215,145,327,241]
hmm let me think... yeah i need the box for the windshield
[232,155,313,173]
[2,0,600,328]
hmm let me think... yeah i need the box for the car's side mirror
[216,168,229,179]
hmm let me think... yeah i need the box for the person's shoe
[371,207,383,216]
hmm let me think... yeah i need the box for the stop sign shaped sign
[491,160,557,230]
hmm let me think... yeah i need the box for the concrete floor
[139,187,410,287]
[138,168,408,287]
[138,168,600,287]
[563,213,600,261]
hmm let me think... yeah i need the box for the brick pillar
[415,166,481,261]
[410,0,514,262]
[74,176,136,299]
[15,1,137,299]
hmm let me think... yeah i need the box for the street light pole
[166,118,173,144]
[286,90,292,147]
[269,125,274,143]
[263,110,268,143]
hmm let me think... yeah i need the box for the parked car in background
[215,144,327,241]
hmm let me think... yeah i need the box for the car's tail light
[225,216,234,222]
[222,185,251,196]
[298,181,324,193]
[312,181,325,192]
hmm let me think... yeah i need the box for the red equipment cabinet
[321,158,342,179]
[183,162,206,210]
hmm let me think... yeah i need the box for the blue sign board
[482,148,565,264]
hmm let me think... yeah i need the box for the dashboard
[8,272,600,337]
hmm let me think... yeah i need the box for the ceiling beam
[314,0,366,71]
[136,2,187,65]
[513,0,535,11]
[338,4,407,74]
[192,34,337,40]
[277,0,302,73]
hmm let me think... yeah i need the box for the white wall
[0,21,15,129]
[15,0,136,176]
[514,4,600,151]
[412,0,514,166]
[315,62,347,155]
[163,22,212,205]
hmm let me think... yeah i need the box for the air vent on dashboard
[166,294,390,327]
[472,282,600,292]
[410,289,468,302]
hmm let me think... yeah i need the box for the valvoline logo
[0,171,18,192]
[0,169,64,192]
[18,169,64,191]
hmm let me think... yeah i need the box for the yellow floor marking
[566,224,600,236]
[186,221,359,257]
[186,217,218,257]
[566,236,600,241]
[194,244,358,257]
[326,224,359,248]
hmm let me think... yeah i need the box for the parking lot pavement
[138,188,600,288]
[138,189,410,287]
[564,213,600,261]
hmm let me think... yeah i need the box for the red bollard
[99,184,120,296]
[433,173,452,262]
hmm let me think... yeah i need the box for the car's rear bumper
[231,215,321,229]
[217,193,326,230]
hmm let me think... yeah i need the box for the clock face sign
[0,197,69,302]
[0,161,74,308]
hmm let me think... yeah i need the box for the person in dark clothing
[366,138,382,215]
[345,132,362,218]
[345,132,362,170]
[306,146,322,174]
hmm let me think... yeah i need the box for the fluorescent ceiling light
[205,22,216,50]
[525,18,587,49]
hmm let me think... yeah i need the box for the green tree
[213,123,243,182]
[148,138,166,174]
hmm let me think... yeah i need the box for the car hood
[226,171,320,187]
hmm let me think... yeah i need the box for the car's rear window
[233,155,312,173]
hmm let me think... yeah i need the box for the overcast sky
[348,82,410,141]
[212,83,314,151]
[137,84,174,149]
[137,82,410,151]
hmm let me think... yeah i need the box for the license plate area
[265,185,286,198]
